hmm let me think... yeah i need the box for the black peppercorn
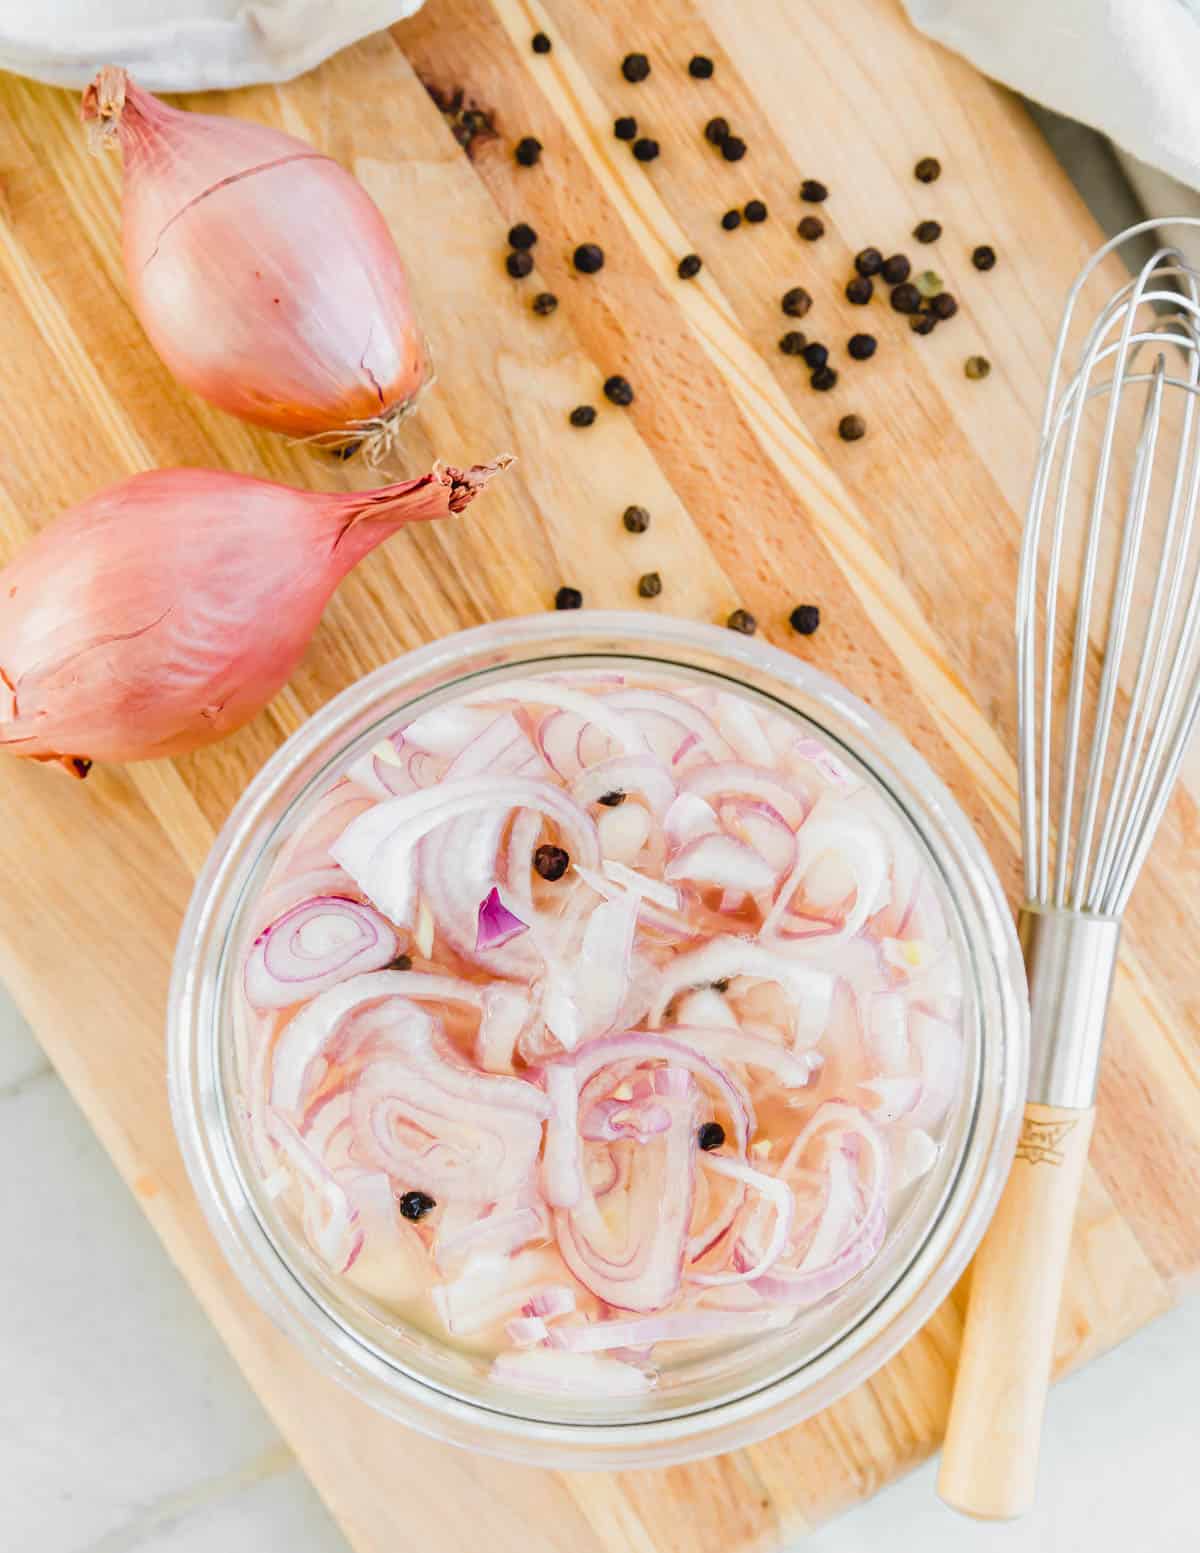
[597,790,626,806]
[506,250,533,279]
[800,178,828,203]
[697,1121,726,1151]
[930,291,958,320]
[720,208,741,230]
[881,253,911,285]
[909,312,938,335]
[622,52,651,82]
[965,354,992,380]
[573,242,605,273]
[890,281,921,314]
[789,603,820,635]
[727,608,757,635]
[568,404,597,426]
[838,413,866,442]
[534,843,570,880]
[637,571,663,598]
[532,291,558,315]
[329,440,361,461]
[802,341,829,369]
[711,978,731,993]
[677,252,703,278]
[531,31,551,53]
[744,199,767,223]
[846,275,873,305]
[854,247,883,277]
[688,54,715,78]
[614,115,638,141]
[555,585,583,609]
[514,136,542,166]
[781,286,812,318]
[972,244,997,271]
[721,136,747,162]
[604,375,635,405]
[633,137,660,162]
[399,1190,436,1221]
[779,330,808,356]
[914,156,942,183]
[913,219,942,244]
[797,215,825,241]
[508,222,537,250]
[387,952,414,971]
[623,504,651,533]
[847,332,877,360]
[810,365,838,390]
[915,269,943,299]
[704,115,730,146]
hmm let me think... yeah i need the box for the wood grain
[0,1,1191,1546]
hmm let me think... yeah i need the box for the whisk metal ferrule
[1018,905,1121,1108]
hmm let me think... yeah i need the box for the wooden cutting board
[1,1,1197,1545]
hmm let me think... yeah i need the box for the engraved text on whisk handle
[1018,905,1122,1109]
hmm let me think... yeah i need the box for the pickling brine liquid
[233,669,965,1396]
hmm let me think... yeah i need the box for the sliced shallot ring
[571,755,677,818]
[548,1304,792,1351]
[244,895,398,1009]
[689,1154,794,1286]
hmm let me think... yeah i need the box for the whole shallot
[82,67,428,460]
[0,457,510,774]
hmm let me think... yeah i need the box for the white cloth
[0,0,423,91]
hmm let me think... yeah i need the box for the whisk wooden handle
[937,1101,1094,1520]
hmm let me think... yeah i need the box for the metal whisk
[940,218,1200,1520]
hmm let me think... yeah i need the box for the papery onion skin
[0,459,509,772]
[82,68,427,447]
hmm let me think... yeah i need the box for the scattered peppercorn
[800,178,828,203]
[614,115,638,141]
[677,252,703,279]
[721,135,747,162]
[705,115,730,146]
[913,219,942,244]
[573,242,605,273]
[779,330,808,355]
[972,244,997,271]
[604,374,635,405]
[965,354,992,380]
[914,156,942,183]
[781,286,812,318]
[802,341,829,369]
[508,222,537,250]
[532,291,558,315]
[909,312,937,335]
[534,843,570,880]
[810,365,838,390]
[846,275,873,305]
[914,269,943,299]
[568,404,597,426]
[506,250,534,278]
[854,247,883,277]
[847,332,877,360]
[744,199,768,223]
[689,54,715,78]
[329,440,361,461]
[789,603,820,635]
[697,1121,726,1151]
[797,215,825,241]
[838,413,866,442]
[930,291,958,319]
[881,253,911,285]
[727,608,757,635]
[399,1191,436,1221]
[555,585,583,609]
[531,31,551,53]
[623,504,651,533]
[622,52,651,82]
[514,136,542,166]
[387,952,414,970]
[712,978,731,993]
[638,571,663,598]
[890,281,921,314]
[598,790,626,806]
[721,208,741,230]
[633,137,660,162]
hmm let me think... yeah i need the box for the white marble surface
[3,984,1197,1552]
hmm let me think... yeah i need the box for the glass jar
[168,612,1026,1469]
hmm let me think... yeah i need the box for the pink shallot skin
[82,68,427,440]
[0,459,510,772]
